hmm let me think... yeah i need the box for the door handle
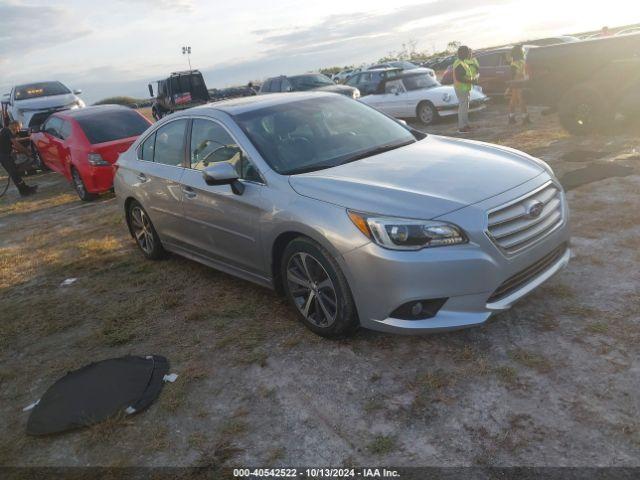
[137,173,148,183]
[182,186,197,199]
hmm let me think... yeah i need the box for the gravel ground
[0,103,638,468]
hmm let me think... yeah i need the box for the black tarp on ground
[26,355,169,436]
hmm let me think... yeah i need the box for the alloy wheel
[130,206,155,255]
[419,104,434,124]
[286,252,338,328]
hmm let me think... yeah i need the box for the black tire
[281,237,359,338]
[558,86,612,136]
[417,101,438,125]
[71,167,97,201]
[127,200,166,260]
[31,143,49,171]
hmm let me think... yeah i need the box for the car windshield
[288,74,334,91]
[402,74,440,91]
[76,109,150,144]
[14,82,71,100]
[234,96,416,175]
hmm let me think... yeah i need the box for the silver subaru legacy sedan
[114,92,570,338]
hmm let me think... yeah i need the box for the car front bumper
[340,175,571,334]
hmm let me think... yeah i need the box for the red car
[440,47,533,96]
[31,105,152,200]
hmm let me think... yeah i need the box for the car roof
[55,104,133,119]
[186,92,338,115]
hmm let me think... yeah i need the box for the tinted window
[152,119,187,166]
[15,82,70,100]
[76,110,150,144]
[235,95,415,175]
[477,53,502,67]
[189,119,261,182]
[345,75,360,87]
[261,80,272,93]
[288,74,334,91]
[272,78,282,92]
[44,117,64,138]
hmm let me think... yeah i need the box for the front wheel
[417,101,438,125]
[71,167,96,201]
[281,238,359,338]
[127,201,165,260]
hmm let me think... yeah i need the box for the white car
[359,71,487,125]
[4,81,85,130]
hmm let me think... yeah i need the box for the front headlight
[348,211,467,250]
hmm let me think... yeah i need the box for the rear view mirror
[202,162,244,195]
[30,124,42,133]
[148,84,154,97]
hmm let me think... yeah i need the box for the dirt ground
[1,103,639,468]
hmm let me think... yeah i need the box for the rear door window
[152,119,188,166]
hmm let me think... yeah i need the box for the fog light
[390,298,448,320]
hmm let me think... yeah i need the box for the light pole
[182,46,192,70]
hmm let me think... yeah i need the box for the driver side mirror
[389,86,400,95]
[202,162,244,195]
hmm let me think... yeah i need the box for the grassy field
[0,103,639,467]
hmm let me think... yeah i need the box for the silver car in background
[114,92,570,338]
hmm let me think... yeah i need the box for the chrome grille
[487,182,564,255]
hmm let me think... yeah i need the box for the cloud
[255,0,509,56]
[0,3,90,60]
[121,0,195,12]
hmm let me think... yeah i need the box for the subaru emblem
[526,200,544,218]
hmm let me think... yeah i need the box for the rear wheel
[417,101,438,125]
[281,237,358,338]
[71,167,96,201]
[127,201,165,260]
[559,86,611,135]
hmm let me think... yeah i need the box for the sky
[0,0,636,104]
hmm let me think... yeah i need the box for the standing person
[0,121,38,197]
[507,45,530,125]
[452,45,478,134]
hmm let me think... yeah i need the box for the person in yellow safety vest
[465,51,480,80]
[507,45,530,125]
[452,46,479,134]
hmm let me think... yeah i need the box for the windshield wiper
[337,140,415,166]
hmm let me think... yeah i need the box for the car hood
[289,135,544,219]
[312,84,357,96]
[14,93,78,111]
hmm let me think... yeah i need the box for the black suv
[259,74,360,98]
[148,70,210,120]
